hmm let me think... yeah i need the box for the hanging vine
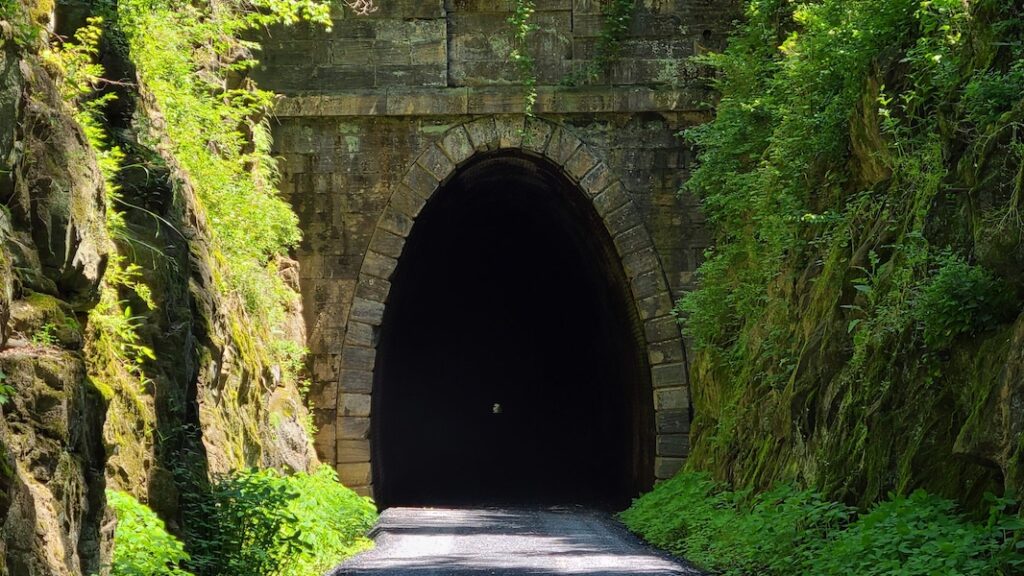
[508,0,537,114]
[564,0,636,85]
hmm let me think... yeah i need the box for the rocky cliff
[0,2,317,573]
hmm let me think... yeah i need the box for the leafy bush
[108,491,193,576]
[913,256,1016,349]
[622,472,1023,576]
[815,491,1024,576]
[185,466,376,576]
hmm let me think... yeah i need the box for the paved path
[327,507,703,575]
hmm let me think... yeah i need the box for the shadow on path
[327,507,703,576]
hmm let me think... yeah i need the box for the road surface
[327,506,702,575]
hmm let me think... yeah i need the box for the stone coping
[274,85,713,117]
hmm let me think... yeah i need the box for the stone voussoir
[340,369,374,394]
[340,393,372,417]
[349,297,386,326]
[361,250,399,280]
[465,116,498,151]
[338,416,371,439]
[579,162,613,197]
[494,115,526,149]
[399,166,437,203]
[645,315,681,344]
[341,345,377,372]
[654,387,689,411]
[564,146,600,182]
[441,125,475,164]
[652,362,687,389]
[548,128,582,166]
[368,228,406,260]
[417,143,456,182]
[522,116,555,153]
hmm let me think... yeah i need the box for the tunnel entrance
[372,153,654,509]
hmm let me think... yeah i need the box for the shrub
[622,472,1024,576]
[185,466,376,576]
[108,491,193,576]
[913,255,1016,349]
[813,491,1023,576]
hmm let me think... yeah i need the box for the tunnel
[372,152,655,509]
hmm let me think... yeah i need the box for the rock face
[0,3,318,573]
[0,13,113,574]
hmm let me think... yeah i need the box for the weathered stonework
[257,0,738,497]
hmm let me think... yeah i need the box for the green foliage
[913,255,1016,349]
[678,0,1024,506]
[623,472,1024,576]
[563,0,636,85]
[30,322,58,346]
[90,0,332,372]
[508,0,537,114]
[0,369,12,406]
[108,490,193,576]
[44,16,158,393]
[815,491,1024,576]
[183,466,376,576]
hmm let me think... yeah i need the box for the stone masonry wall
[255,0,740,495]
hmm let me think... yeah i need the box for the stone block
[645,315,680,344]
[345,322,377,348]
[546,127,581,165]
[657,434,690,458]
[655,457,686,480]
[342,346,377,372]
[353,484,375,498]
[652,362,687,389]
[604,204,643,236]
[564,146,599,181]
[656,409,691,435]
[356,276,391,303]
[378,205,415,237]
[311,354,339,383]
[402,164,439,201]
[307,374,339,408]
[337,440,371,464]
[314,417,337,462]
[377,64,447,88]
[579,162,613,197]
[655,387,689,411]
[340,393,372,417]
[494,116,525,149]
[622,248,660,279]
[613,223,652,257]
[338,416,371,439]
[362,250,398,280]
[417,143,456,182]
[593,182,629,217]
[349,297,385,326]
[465,116,498,150]
[522,117,554,153]
[630,269,663,301]
[648,340,687,366]
[369,229,406,259]
[441,126,475,164]
[386,88,468,115]
[341,369,374,394]
[465,86,526,112]
[338,462,373,486]
[636,292,674,322]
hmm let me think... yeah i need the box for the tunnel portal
[373,153,654,508]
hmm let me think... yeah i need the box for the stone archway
[334,116,690,501]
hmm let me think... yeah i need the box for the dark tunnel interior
[372,153,654,509]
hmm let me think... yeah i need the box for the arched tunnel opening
[372,152,655,509]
